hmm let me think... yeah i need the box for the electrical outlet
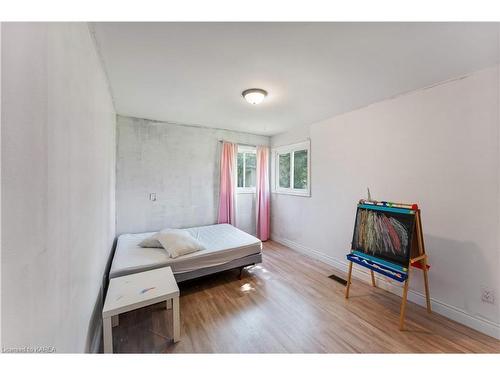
[149,193,157,201]
[481,287,495,304]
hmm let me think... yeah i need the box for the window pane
[237,152,244,187]
[293,149,308,189]
[244,153,256,187]
[279,153,291,188]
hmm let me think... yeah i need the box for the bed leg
[238,267,244,280]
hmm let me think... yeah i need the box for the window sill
[237,188,256,194]
[273,189,311,197]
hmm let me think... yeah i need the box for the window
[273,140,310,196]
[237,146,256,192]
[278,153,290,188]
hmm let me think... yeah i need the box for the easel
[345,199,432,330]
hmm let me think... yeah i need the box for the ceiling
[92,23,499,136]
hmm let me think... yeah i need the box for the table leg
[103,316,113,353]
[172,296,180,343]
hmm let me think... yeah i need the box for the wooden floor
[111,241,500,353]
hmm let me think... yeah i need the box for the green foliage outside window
[244,153,256,188]
[237,152,244,187]
[293,150,308,189]
[237,151,256,188]
[279,153,290,188]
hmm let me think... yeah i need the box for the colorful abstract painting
[351,206,415,266]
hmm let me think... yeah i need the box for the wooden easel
[345,200,432,330]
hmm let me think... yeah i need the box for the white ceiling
[92,23,499,136]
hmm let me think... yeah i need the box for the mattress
[109,224,262,279]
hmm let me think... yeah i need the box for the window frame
[236,145,257,194]
[272,140,311,197]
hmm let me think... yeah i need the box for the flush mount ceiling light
[242,88,268,105]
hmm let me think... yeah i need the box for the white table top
[103,267,179,318]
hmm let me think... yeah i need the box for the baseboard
[90,321,102,354]
[271,234,500,340]
[89,321,103,354]
[87,238,118,353]
[85,283,104,353]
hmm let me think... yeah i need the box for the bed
[109,223,262,282]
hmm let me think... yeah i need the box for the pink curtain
[217,142,236,225]
[256,146,270,241]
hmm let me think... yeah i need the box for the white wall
[271,66,500,338]
[116,115,269,235]
[1,23,116,352]
[0,22,3,348]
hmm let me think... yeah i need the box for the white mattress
[109,224,262,279]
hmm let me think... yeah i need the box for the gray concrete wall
[116,115,270,235]
[1,23,116,352]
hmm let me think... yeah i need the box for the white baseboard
[271,234,500,340]
[86,278,106,353]
[90,321,103,353]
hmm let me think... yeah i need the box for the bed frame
[174,253,262,283]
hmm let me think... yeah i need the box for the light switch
[149,193,157,201]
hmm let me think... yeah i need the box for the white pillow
[156,229,205,259]
[138,233,163,248]
[138,228,179,248]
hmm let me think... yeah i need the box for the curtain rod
[218,140,263,147]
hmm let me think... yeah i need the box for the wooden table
[102,267,180,353]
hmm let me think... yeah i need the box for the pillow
[138,228,179,248]
[156,229,205,259]
[138,232,163,248]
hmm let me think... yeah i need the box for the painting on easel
[352,204,416,267]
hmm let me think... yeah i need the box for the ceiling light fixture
[242,88,268,105]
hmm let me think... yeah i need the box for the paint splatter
[140,287,156,294]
